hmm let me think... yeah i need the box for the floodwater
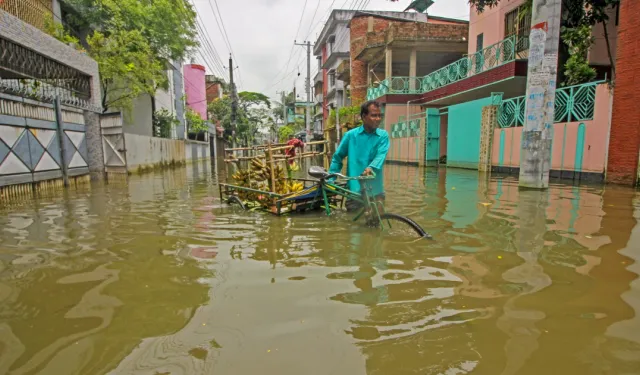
[0,160,639,375]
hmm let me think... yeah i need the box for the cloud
[192,0,470,100]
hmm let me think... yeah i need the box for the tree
[88,29,167,111]
[185,108,208,134]
[153,108,180,138]
[208,91,274,145]
[62,0,199,111]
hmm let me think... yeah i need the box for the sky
[190,0,470,102]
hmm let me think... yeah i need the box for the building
[206,75,224,103]
[287,101,313,124]
[314,10,356,135]
[361,0,617,183]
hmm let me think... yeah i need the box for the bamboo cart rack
[219,140,341,215]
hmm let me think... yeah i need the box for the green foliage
[328,106,362,129]
[186,109,208,133]
[43,15,82,49]
[208,91,275,145]
[87,29,166,111]
[64,0,198,61]
[153,109,179,139]
[63,0,199,112]
[278,125,295,143]
[561,25,597,86]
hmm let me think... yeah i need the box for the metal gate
[424,108,441,166]
[100,113,127,174]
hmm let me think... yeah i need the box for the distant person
[285,134,305,171]
[328,100,389,211]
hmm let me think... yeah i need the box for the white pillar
[409,49,417,91]
[385,48,393,81]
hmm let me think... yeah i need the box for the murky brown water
[1,160,639,375]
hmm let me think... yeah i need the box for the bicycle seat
[308,166,331,179]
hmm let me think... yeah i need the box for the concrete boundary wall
[123,134,211,173]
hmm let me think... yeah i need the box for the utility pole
[295,41,312,137]
[281,91,287,128]
[519,0,561,189]
[229,54,238,148]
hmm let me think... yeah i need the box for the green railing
[367,35,518,101]
[498,81,602,128]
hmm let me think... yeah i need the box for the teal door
[425,108,440,165]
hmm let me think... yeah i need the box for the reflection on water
[0,161,639,375]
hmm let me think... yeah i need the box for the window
[476,33,484,52]
[330,73,336,88]
[504,5,531,53]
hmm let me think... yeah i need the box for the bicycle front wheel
[379,213,431,239]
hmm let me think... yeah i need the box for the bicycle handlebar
[330,171,376,181]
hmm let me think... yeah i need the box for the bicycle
[278,166,431,239]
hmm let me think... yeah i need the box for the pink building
[183,64,208,120]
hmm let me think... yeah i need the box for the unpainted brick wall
[606,0,640,185]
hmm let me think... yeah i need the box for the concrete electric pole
[295,41,312,137]
[229,54,238,147]
[518,0,562,189]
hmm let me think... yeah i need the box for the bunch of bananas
[231,158,305,199]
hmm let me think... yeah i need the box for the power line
[262,0,310,91]
[209,0,245,89]
[304,0,323,41]
[189,2,228,78]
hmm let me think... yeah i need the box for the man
[285,134,305,171]
[329,100,389,211]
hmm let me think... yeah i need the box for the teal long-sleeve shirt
[329,126,390,196]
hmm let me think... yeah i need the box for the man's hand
[362,167,374,176]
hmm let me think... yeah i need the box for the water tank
[183,64,207,120]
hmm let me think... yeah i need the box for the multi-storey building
[313,10,356,136]
[360,1,618,183]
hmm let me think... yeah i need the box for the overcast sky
[191,0,470,102]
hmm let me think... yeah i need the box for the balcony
[0,0,53,32]
[353,22,468,63]
[336,60,350,82]
[314,70,323,85]
[367,35,525,101]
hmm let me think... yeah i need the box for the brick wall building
[348,11,468,105]
[205,76,223,104]
[606,0,639,185]
[349,16,391,104]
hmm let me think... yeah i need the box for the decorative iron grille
[498,81,602,128]
[0,36,92,99]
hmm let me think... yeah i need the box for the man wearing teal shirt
[329,100,390,211]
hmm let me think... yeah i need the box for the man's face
[363,105,382,129]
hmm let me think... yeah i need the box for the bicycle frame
[319,176,387,229]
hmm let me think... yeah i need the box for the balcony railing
[498,81,603,128]
[367,35,520,101]
[0,0,53,32]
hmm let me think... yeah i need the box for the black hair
[360,100,381,119]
